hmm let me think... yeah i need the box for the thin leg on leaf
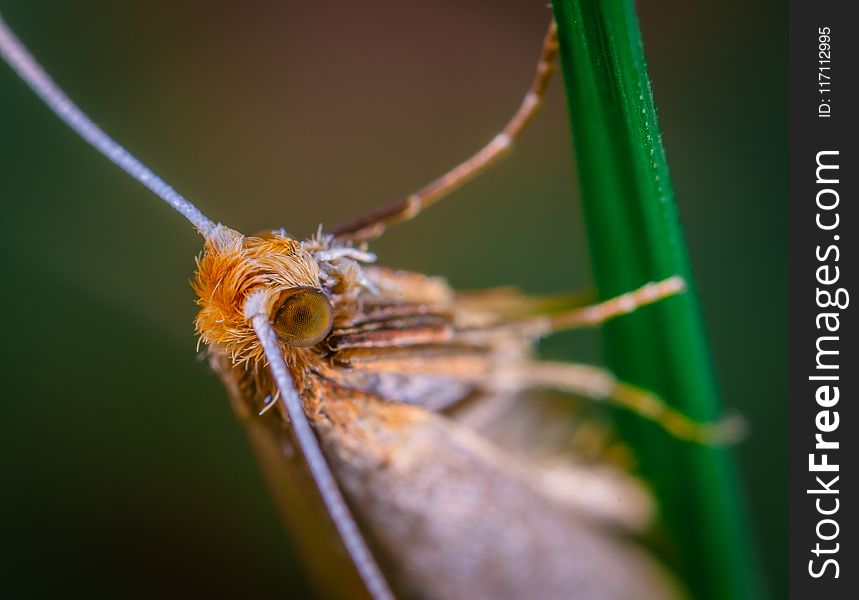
[536,275,687,334]
[518,361,745,445]
[330,20,559,241]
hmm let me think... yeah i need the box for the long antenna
[0,14,216,237]
[247,294,395,600]
[3,14,392,597]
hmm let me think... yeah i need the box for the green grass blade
[550,1,763,598]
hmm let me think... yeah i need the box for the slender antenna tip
[0,13,217,237]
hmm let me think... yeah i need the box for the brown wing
[220,347,682,599]
[215,353,372,600]
[306,378,684,600]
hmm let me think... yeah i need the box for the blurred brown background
[0,1,785,597]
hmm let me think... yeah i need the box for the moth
[1,14,740,600]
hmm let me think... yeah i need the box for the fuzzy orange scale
[192,225,322,367]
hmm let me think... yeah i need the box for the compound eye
[273,289,334,347]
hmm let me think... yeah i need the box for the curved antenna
[246,294,395,600]
[0,14,216,237]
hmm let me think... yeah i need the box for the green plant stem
[550,1,762,598]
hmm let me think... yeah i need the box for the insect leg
[539,275,687,332]
[246,292,395,600]
[516,361,746,445]
[330,20,559,241]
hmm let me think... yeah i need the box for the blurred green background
[0,1,785,598]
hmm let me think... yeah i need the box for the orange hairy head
[192,225,322,367]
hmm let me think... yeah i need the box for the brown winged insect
[1,13,741,600]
